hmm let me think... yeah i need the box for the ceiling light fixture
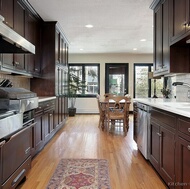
[80,48,83,51]
[133,48,137,50]
[140,39,146,42]
[85,24,93,28]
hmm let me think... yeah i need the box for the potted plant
[68,69,86,116]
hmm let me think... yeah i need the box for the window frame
[68,63,100,98]
[133,63,153,98]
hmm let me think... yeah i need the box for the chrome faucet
[172,82,190,88]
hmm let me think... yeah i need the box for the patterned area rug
[46,159,111,189]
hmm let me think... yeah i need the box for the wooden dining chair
[105,96,131,135]
[96,94,106,129]
[104,93,115,98]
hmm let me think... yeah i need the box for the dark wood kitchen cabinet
[150,0,190,77]
[0,0,42,77]
[25,11,42,77]
[150,108,176,188]
[55,26,68,66]
[32,99,56,158]
[13,0,25,72]
[43,100,55,145]
[169,0,190,44]
[30,21,68,132]
[150,0,170,76]
[0,0,25,73]
[0,0,14,28]
[175,116,190,188]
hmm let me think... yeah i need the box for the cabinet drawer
[151,108,176,129]
[178,116,190,137]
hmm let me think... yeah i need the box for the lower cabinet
[32,99,56,158]
[149,108,190,189]
[150,108,176,188]
[175,116,190,189]
[31,97,68,158]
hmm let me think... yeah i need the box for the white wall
[69,53,153,113]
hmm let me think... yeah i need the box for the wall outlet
[188,90,190,98]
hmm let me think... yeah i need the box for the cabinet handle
[157,133,162,137]
[14,61,20,65]
[188,128,190,132]
[187,145,190,151]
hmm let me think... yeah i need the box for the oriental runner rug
[46,158,111,189]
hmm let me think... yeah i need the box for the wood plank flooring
[20,115,167,189]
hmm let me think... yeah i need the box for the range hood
[0,15,35,54]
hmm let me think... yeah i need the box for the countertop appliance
[136,102,151,160]
[0,87,38,189]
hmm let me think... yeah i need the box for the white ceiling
[28,0,153,54]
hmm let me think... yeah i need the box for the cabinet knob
[187,145,190,151]
[188,128,190,132]
[157,133,162,137]
[14,61,20,65]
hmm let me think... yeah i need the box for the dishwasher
[136,102,151,160]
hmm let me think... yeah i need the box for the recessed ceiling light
[80,48,84,51]
[140,39,146,42]
[85,24,93,28]
[133,48,137,50]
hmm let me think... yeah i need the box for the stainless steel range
[0,87,38,189]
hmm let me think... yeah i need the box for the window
[134,64,163,98]
[68,64,100,97]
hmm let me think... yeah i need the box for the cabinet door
[34,115,44,154]
[150,119,160,171]
[13,0,25,71]
[43,109,54,144]
[0,0,13,28]
[162,0,169,73]
[55,29,60,63]
[25,12,41,75]
[154,4,162,73]
[176,136,190,188]
[170,0,189,43]
[160,126,175,184]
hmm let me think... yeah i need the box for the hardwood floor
[20,115,167,189]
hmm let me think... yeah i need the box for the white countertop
[134,98,190,118]
[38,96,56,102]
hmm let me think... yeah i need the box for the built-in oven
[0,87,38,189]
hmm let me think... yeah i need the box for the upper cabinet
[170,0,190,44]
[55,26,68,66]
[25,11,42,77]
[0,0,14,28]
[151,0,170,76]
[0,0,42,77]
[30,21,69,97]
[150,0,190,77]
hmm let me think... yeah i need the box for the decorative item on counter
[161,88,171,98]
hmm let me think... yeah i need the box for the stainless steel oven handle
[11,169,26,187]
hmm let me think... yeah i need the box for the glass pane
[69,66,82,94]
[109,74,125,95]
[85,66,98,94]
[135,66,149,98]
[151,78,163,98]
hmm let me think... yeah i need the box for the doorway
[105,63,129,96]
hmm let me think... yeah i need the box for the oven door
[2,125,32,184]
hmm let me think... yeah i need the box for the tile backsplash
[0,74,30,89]
[167,73,190,102]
